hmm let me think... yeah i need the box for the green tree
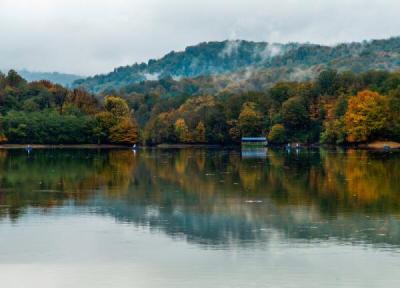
[143,112,177,144]
[104,95,130,118]
[281,96,309,130]
[270,82,293,104]
[268,124,286,144]
[94,112,115,144]
[387,90,400,140]
[238,102,263,136]
[320,118,346,144]
[22,99,40,112]
[316,69,339,96]
[6,70,26,87]
[227,119,241,142]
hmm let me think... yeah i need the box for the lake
[0,148,399,288]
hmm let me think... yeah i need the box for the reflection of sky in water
[91,196,400,249]
[0,149,399,287]
[0,208,399,288]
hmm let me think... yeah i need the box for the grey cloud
[0,0,399,75]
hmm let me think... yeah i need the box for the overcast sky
[0,0,399,76]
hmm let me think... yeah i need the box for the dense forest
[1,68,400,145]
[0,70,138,144]
[74,37,400,93]
[122,69,400,145]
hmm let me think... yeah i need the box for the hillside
[73,37,400,93]
[18,70,82,87]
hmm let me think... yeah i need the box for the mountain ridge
[73,37,400,93]
[16,70,82,87]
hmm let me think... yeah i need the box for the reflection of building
[241,148,268,159]
[241,138,268,159]
[241,137,268,147]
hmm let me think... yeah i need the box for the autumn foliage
[345,91,389,143]
[2,69,400,145]
[97,96,139,144]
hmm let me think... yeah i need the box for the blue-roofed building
[241,137,268,147]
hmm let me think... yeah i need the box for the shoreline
[0,144,131,149]
[358,141,400,149]
[156,144,224,149]
[0,141,399,150]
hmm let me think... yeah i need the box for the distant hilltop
[16,70,82,87]
[72,37,400,93]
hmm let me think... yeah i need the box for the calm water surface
[0,148,399,288]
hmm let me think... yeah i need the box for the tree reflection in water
[0,148,399,248]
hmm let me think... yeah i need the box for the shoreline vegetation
[0,144,130,149]
[2,69,400,147]
[1,140,400,150]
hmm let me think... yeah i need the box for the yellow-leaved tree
[175,118,192,143]
[238,102,263,136]
[345,90,389,143]
[96,96,139,145]
[194,121,206,143]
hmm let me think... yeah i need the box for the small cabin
[241,137,268,147]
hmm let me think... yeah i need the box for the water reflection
[0,148,399,248]
[241,147,268,159]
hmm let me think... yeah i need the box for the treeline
[124,69,400,145]
[2,69,400,145]
[0,70,138,144]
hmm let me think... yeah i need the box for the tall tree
[51,84,68,114]
[109,118,139,144]
[238,102,263,136]
[268,124,286,144]
[104,95,130,118]
[194,121,206,143]
[175,118,192,143]
[6,70,26,87]
[68,89,99,115]
[345,90,389,142]
[281,96,309,130]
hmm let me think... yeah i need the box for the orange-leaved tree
[109,117,139,144]
[175,118,192,143]
[345,90,389,143]
[194,121,206,143]
[96,96,139,144]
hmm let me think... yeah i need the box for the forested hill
[17,70,82,87]
[2,69,400,146]
[73,37,400,93]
